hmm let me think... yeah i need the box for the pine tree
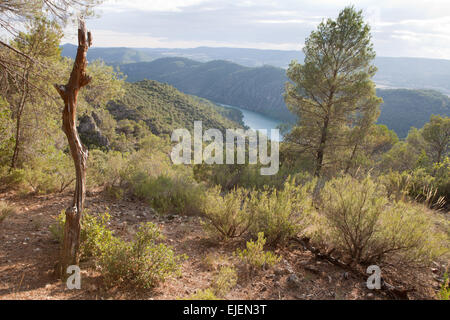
[284,6,382,177]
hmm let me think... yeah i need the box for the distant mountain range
[118,58,290,121]
[115,57,450,138]
[62,44,450,95]
[61,44,450,138]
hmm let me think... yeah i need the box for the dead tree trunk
[54,20,92,277]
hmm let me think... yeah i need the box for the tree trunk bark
[314,116,329,177]
[54,20,92,277]
[10,70,29,169]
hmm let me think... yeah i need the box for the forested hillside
[106,80,244,136]
[117,57,450,137]
[378,89,450,138]
[119,58,291,121]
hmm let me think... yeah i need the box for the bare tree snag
[290,237,415,300]
[54,19,92,277]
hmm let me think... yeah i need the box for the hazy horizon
[60,43,450,62]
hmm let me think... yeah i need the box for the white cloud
[63,29,303,51]
[74,0,450,60]
[100,0,211,13]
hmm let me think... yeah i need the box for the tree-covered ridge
[377,89,450,138]
[118,58,292,121]
[117,57,450,138]
[107,79,244,136]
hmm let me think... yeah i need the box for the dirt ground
[0,190,446,300]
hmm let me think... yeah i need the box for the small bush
[0,168,25,189]
[0,201,16,224]
[235,232,281,270]
[87,149,129,189]
[131,173,205,215]
[49,211,114,260]
[99,222,187,289]
[379,168,447,209]
[201,186,252,239]
[438,273,450,300]
[49,211,65,243]
[212,266,238,297]
[80,213,115,258]
[379,170,410,201]
[317,175,447,266]
[249,178,314,245]
[22,148,75,194]
[184,288,220,300]
[50,213,186,289]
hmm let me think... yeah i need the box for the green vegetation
[235,233,281,270]
[182,264,237,300]
[183,288,220,300]
[201,186,252,239]
[50,213,186,289]
[248,179,314,245]
[438,273,450,300]
[107,79,244,136]
[377,89,450,138]
[201,179,314,245]
[0,201,16,225]
[99,222,186,289]
[1,3,449,299]
[212,266,238,297]
[50,211,115,259]
[115,60,449,139]
[316,176,446,266]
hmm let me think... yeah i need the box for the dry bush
[249,178,315,245]
[0,201,16,224]
[201,186,253,239]
[315,175,448,266]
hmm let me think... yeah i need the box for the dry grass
[0,200,16,224]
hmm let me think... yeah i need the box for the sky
[62,0,450,60]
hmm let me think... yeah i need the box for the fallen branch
[290,236,415,300]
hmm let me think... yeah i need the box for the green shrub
[87,149,129,189]
[317,175,447,266]
[235,232,281,270]
[379,170,411,202]
[183,288,220,300]
[21,147,75,194]
[49,211,66,243]
[99,222,187,289]
[130,173,205,215]
[249,178,314,245]
[0,201,16,224]
[212,266,238,297]
[438,273,450,300]
[51,216,186,289]
[80,213,115,258]
[0,168,25,189]
[433,157,450,202]
[379,169,447,209]
[49,211,114,260]
[201,186,252,239]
